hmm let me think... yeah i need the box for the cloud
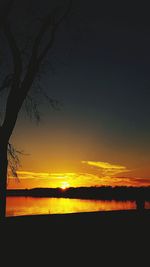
[16,171,50,179]
[13,171,77,180]
[81,161,129,176]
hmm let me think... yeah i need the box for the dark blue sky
[2,0,150,177]
[42,1,150,150]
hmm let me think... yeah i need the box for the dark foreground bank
[2,209,150,236]
[1,210,150,264]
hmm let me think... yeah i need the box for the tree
[0,0,72,220]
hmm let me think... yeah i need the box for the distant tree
[0,0,72,220]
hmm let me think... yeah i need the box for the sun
[60,181,70,190]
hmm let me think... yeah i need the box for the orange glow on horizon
[60,181,70,190]
[7,169,150,189]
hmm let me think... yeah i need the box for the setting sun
[60,181,70,190]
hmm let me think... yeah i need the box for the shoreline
[3,208,150,223]
[6,186,150,201]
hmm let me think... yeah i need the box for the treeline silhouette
[7,186,150,201]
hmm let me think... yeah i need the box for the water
[6,196,150,217]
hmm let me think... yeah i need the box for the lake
[6,196,150,217]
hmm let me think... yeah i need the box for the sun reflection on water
[6,196,143,217]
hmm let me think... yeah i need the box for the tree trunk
[0,143,8,220]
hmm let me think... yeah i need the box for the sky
[1,0,150,188]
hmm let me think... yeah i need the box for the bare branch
[0,74,13,93]
[7,143,21,179]
[38,0,72,64]
[24,95,41,123]
[28,11,54,70]
[18,2,72,113]
[27,1,72,74]
[1,1,72,141]
[0,21,23,139]
[3,21,22,90]
[18,11,55,101]
[0,0,15,28]
[40,89,62,110]
[7,142,27,179]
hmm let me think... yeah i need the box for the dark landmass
[1,210,150,265]
[3,209,150,237]
[7,186,150,201]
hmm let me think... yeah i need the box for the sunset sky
[1,0,150,189]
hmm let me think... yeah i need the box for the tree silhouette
[0,0,72,219]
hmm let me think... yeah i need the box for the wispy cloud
[16,171,76,180]
[81,161,129,176]
[16,171,51,179]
